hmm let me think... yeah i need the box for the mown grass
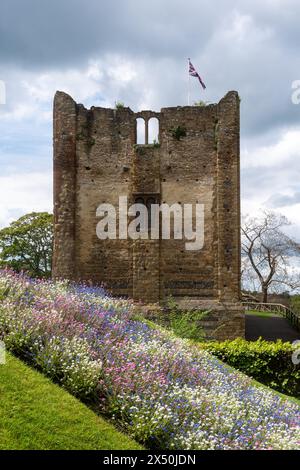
[0,352,143,450]
[246,309,281,318]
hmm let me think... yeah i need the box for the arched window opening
[148,117,159,144]
[136,118,146,144]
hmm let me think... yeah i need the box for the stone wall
[53,90,244,339]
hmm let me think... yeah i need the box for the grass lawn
[246,309,282,318]
[0,352,143,450]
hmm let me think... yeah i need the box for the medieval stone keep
[53,90,244,339]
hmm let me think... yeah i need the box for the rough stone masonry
[52,90,244,340]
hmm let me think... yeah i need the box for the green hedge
[198,338,300,398]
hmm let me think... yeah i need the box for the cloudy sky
[0,0,300,238]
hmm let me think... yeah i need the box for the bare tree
[241,211,300,303]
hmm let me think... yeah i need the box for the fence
[242,302,300,332]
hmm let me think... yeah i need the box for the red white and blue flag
[188,59,206,90]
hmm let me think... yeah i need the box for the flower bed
[0,269,299,450]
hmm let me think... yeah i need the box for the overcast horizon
[0,0,300,240]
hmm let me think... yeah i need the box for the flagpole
[187,58,190,105]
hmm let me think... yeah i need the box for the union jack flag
[188,59,206,90]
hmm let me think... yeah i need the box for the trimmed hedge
[198,338,300,398]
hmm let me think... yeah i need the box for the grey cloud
[0,0,219,67]
[266,192,300,208]
[1,1,300,138]
[241,151,300,203]
[1,0,300,234]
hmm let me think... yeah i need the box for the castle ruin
[52,90,244,340]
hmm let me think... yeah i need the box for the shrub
[159,296,207,341]
[291,295,300,315]
[198,338,300,398]
[169,125,186,141]
[115,101,125,109]
[193,100,208,106]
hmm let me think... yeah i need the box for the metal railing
[242,301,300,332]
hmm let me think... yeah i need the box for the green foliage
[76,132,84,141]
[170,310,207,341]
[133,142,160,152]
[133,145,146,155]
[115,101,125,109]
[157,296,207,341]
[152,139,160,148]
[0,212,53,278]
[0,285,10,302]
[198,338,300,397]
[193,100,208,106]
[169,125,186,141]
[87,136,95,147]
[290,295,300,315]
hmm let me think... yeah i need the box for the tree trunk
[262,286,268,303]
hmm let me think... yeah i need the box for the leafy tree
[0,212,53,278]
